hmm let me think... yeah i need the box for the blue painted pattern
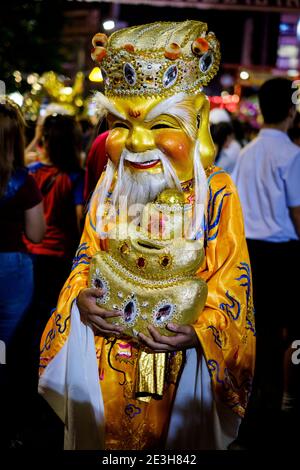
[235,262,256,335]
[204,184,231,244]
[220,291,241,321]
[208,359,253,410]
[40,310,70,354]
[125,404,141,419]
[71,242,91,271]
[207,325,222,348]
[235,262,251,303]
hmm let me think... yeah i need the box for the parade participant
[233,78,300,426]
[38,21,255,450]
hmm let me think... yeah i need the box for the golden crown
[91,21,220,97]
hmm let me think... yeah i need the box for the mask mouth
[125,159,160,170]
[123,149,162,170]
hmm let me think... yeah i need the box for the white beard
[94,146,207,240]
[112,148,182,208]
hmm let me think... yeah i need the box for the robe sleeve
[194,169,256,418]
[39,174,106,375]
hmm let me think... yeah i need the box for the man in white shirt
[232,78,300,441]
[211,122,242,174]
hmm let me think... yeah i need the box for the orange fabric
[39,166,255,448]
[98,340,177,450]
[195,170,255,417]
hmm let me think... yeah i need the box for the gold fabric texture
[135,352,166,400]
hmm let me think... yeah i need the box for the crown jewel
[91,21,220,98]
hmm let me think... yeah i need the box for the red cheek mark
[156,133,191,164]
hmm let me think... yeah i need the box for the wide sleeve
[194,170,256,418]
[39,173,106,375]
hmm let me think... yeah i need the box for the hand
[35,115,45,140]
[138,323,199,353]
[77,287,124,337]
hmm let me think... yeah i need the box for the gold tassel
[135,351,167,402]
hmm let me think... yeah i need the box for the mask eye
[112,121,130,129]
[151,123,174,130]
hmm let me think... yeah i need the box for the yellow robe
[39,166,255,450]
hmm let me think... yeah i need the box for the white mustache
[122,149,162,164]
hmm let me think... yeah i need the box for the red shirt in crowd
[25,162,84,258]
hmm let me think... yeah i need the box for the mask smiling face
[105,95,195,183]
[95,91,212,238]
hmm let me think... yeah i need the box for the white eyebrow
[144,92,197,139]
[144,92,187,121]
[93,92,126,120]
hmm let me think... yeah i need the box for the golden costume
[39,21,255,450]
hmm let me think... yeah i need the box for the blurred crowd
[0,77,300,449]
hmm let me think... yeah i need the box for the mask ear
[194,93,216,169]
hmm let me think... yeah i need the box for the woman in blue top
[0,98,45,346]
[0,97,45,447]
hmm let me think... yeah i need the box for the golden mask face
[106,95,197,182]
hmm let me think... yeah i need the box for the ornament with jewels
[89,189,208,338]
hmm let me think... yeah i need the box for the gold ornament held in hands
[89,189,208,339]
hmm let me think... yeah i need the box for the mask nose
[125,126,155,153]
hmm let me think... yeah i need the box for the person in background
[25,117,43,165]
[83,129,108,202]
[0,98,45,344]
[0,98,45,447]
[25,114,85,328]
[288,112,300,147]
[232,78,300,445]
[82,114,109,203]
[232,118,249,147]
[78,118,94,155]
[25,106,76,166]
[210,121,241,174]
